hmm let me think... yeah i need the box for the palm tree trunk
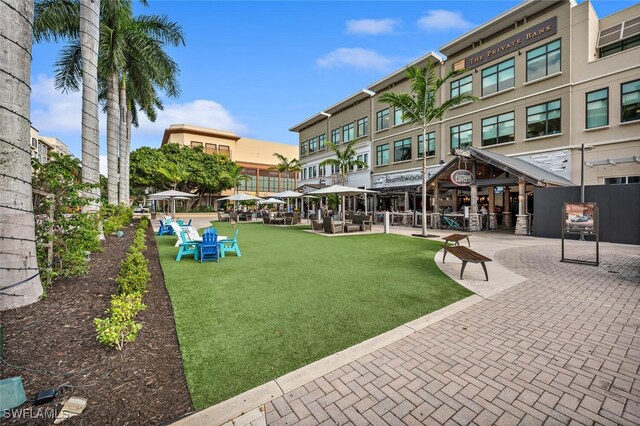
[0,0,43,309]
[421,128,428,236]
[123,109,132,206]
[118,81,128,204]
[106,72,120,205]
[80,0,101,212]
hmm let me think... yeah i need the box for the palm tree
[0,0,43,309]
[319,140,367,185]
[220,164,250,194]
[270,153,302,191]
[380,61,478,236]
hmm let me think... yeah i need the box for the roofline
[367,51,443,91]
[289,112,328,133]
[161,124,241,145]
[439,0,568,57]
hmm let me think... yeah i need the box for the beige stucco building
[292,0,639,221]
[161,124,299,197]
[30,126,72,164]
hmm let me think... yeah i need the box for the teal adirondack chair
[219,229,241,258]
[176,230,199,261]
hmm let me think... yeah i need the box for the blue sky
[30,0,634,172]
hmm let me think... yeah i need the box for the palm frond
[34,0,80,42]
[53,40,82,93]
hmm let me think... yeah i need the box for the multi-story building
[30,126,72,165]
[291,0,640,226]
[161,124,299,198]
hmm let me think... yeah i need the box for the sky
[30,0,635,174]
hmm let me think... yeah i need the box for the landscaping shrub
[94,294,146,350]
[102,204,134,235]
[117,251,150,295]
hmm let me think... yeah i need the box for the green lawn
[156,222,473,409]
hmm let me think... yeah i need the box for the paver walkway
[263,244,640,425]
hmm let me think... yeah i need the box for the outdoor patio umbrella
[218,193,264,211]
[258,197,285,205]
[307,185,378,219]
[272,190,303,213]
[148,189,197,217]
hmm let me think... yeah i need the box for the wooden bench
[442,233,471,247]
[442,246,492,281]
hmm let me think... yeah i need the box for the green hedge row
[95,217,150,350]
[102,204,134,235]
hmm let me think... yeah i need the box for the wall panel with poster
[561,202,599,266]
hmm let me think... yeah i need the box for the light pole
[579,144,594,241]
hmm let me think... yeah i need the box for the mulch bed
[1,221,194,424]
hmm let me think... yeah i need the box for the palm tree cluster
[34,0,185,205]
[319,140,367,185]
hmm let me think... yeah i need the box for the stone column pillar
[470,184,478,213]
[433,182,440,213]
[468,213,482,232]
[503,186,512,227]
[431,213,441,229]
[515,179,529,235]
[488,187,496,230]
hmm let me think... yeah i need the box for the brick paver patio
[264,244,640,425]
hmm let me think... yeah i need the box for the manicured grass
[157,223,473,409]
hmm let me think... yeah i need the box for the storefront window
[586,89,608,128]
[526,39,561,81]
[526,100,561,138]
[482,112,515,146]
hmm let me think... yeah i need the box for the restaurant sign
[450,169,474,186]
[464,16,557,70]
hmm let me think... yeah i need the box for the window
[526,100,561,138]
[238,168,257,191]
[394,138,412,162]
[218,145,230,157]
[343,123,354,143]
[394,108,408,126]
[309,137,317,152]
[205,143,217,154]
[356,117,368,137]
[482,58,515,96]
[319,165,325,176]
[527,39,561,81]
[300,141,307,156]
[586,89,609,128]
[31,138,38,148]
[331,128,340,144]
[191,141,203,149]
[450,123,473,150]
[356,154,368,170]
[418,132,436,157]
[376,108,389,131]
[302,168,307,179]
[621,79,640,122]
[451,75,472,98]
[319,134,326,149]
[482,112,515,146]
[259,170,279,192]
[604,176,640,184]
[376,144,389,165]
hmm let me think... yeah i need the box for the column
[488,186,496,230]
[468,184,481,232]
[452,189,458,212]
[432,182,441,228]
[503,186,512,228]
[515,179,529,235]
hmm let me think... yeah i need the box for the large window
[450,123,473,150]
[238,168,257,191]
[527,100,561,138]
[604,176,640,184]
[376,108,389,131]
[319,165,326,176]
[319,134,326,150]
[356,153,369,170]
[482,58,515,96]
[259,170,279,192]
[356,117,368,137]
[331,128,340,144]
[308,137,317,153]
[205,143,217,154]
[280,172,296,191]
[621,79,640,122]
[394,108,408,126]
[191,141,203,149]
[526,40,561,81]
[376,144,389,165]
[586,89,608,129]
[393,138,412,162]
[600,35,640,58]
[343,123,354,143]
[482,112,515,146]
[451,75,472,98]
[218,145,231,157]
[418,132,436,157]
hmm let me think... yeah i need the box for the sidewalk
[173,226,640,426]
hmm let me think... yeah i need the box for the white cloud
[417,10,473,32]
[346,18,399,35]
[135,99,248,137]
[316,48,393,71]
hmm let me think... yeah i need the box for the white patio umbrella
[272,190,303,213]
[258,197,285,205]
[148,189,196,217]
[307,185,378,219]
[218,193,264,211]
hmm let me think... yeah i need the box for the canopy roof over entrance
[422,147,575,191]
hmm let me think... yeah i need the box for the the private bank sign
[453,17,557,71]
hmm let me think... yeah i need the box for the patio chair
[262,212,271,224]
[219,229,241,258]
[158,219,173,236]
[218,212,230,222]
[310,219,323,231]
[176,218,192,227]
[323,217,344,234]
[443,216,463,230]
[176,230,199,261]
[199,229,219,263]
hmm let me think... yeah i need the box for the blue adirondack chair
[158,219,174,236]
[200,229,219,263]
[219,229,241,258]
[176,230,199,261]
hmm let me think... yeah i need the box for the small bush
[94,294,146,350]
[60,249,90,277]
[117,251,150,295]
[102,204,133,234]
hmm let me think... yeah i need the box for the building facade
[30,126,72,165]
[161,124,299,197]
[291,0,640,218]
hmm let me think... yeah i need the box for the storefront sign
[450,169,475,186]
[372,171,422,189]
[464,17,557,69]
